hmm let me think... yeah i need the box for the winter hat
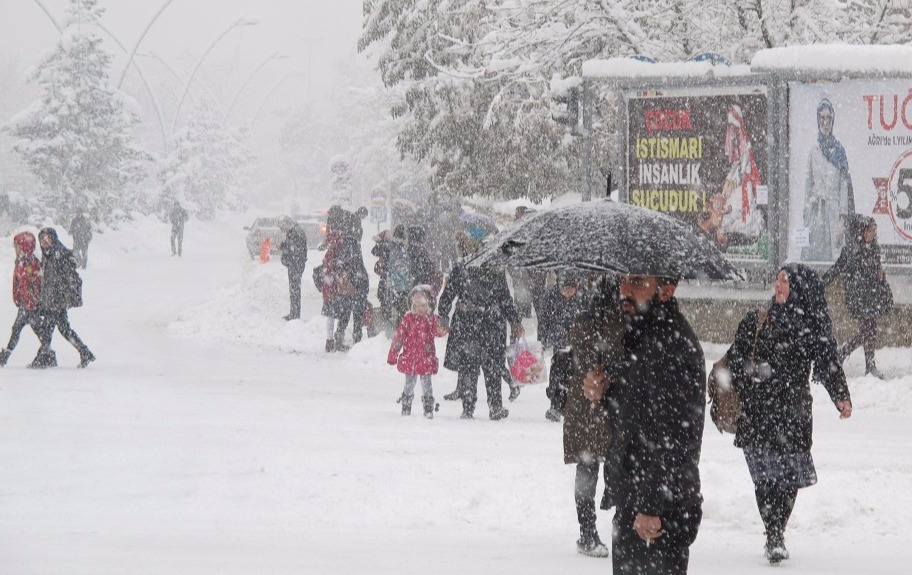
[39,227,58,242]
[409,284,435,313]
[278,216,295,232]
[13,231,36,255]
[557,270,582,289]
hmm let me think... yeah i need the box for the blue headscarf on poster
[816,98,849,171]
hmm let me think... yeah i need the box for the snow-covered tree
[360,0,912,202]
[158,103,254,219]
[6,0,148,222]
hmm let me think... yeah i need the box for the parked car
[244,214,327,260]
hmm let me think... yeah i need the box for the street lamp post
[224,51,289,121]
[248,70,306,128]
[116,0,179,89]
[170,15,260,135]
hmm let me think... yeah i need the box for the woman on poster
[719,104,764,245]
[802,98,855,262]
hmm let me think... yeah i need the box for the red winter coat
[387,312,445,375]
[13,232,41,310]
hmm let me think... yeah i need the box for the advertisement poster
[626,87,769,262]
[788,79,912,266]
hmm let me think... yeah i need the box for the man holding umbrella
[585,272,705,574]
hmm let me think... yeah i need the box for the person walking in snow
[385,225,413,329]
[371,229,395,335]
[0,232,54,367]
[278,216,308,321]
[437,231,522,421]
[36,227,94,368]
[727,264,852,564]
[169,201,189,256]
[320,228,356,352]
[387,285,447,418]
[540,271,590,422]
[822,215,892,379]
[69,208,93,269]
[586,273,705,574]
[560,275,625,558]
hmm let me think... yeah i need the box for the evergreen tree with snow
[158,103,254,219]
[7,0,148,222]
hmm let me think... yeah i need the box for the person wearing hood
[0,232,54,367]
[726,263,852,564]
[822,214,892,378]
[278,216,308,321]
[36,227,95,368]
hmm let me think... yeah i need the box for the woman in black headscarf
[727,263,852,564]
[823,214,892,378]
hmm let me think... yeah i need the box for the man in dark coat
[69,208,92,269]
[438,258,523,420]
[36,227,95,368]
[279,216,308,321]
[170,201,189,256]
[540,271,589,422]
[586,273,704,574]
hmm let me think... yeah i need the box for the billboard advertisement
[788,79,912,266]
[626,87,770,263]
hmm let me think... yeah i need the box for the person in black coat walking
[35,228,95,368]
[586,273,705,575]
[279,216,308,321]
[727,263,852,564]
[822,215,892,379]
[69,208,93,269]
[170,201,189,256]
[541,271,589,422]
[437,234,523,420]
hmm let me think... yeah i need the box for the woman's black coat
[822,242,890,319]
[729,269,851,453]
[438,264,521,372]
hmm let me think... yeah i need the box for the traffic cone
[259,237,271,263]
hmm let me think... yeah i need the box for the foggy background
[0,0,392,214]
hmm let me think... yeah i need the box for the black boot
[398,394,413,416]
[865,360,885,379]
[422,396,437,419]
[460,394,475,420]
[489,406,509,421]
[29,349,57,369]
[78,349,96,369]
[333,332,349,352]
[0,348,10,367]
[764,531,789,564]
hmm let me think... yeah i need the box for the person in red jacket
[387,285,447,418]
[0,232,54,367]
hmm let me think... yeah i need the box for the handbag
[508,337,547,385]
[873,275,894,316]
[708,307,766,434]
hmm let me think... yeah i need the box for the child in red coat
[387,285,447,418]
[1,232,54,367]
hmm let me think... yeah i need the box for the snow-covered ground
[1,214,909,574]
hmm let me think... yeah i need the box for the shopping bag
[508,338,547,385]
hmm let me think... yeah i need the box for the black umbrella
[466,200,743,281]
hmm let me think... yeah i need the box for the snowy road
[1,215,910,574]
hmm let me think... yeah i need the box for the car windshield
[256,218,279,227]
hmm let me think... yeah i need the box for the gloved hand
[387,351,398,365]
[511,323,525,342]
[438,316,450,331]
